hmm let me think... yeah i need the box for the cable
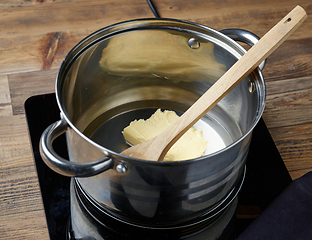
[146,0,160,18]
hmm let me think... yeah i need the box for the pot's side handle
[220,28,266,71]
[39,120,113,177]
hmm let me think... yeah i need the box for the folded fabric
[237,171,312,240]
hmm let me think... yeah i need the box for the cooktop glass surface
[25,93,292,239]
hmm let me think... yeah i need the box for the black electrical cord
[146,0,160,18]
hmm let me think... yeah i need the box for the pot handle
[39,119,113,177]
[220,28,266,70]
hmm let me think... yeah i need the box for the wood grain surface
[0,0,311,239]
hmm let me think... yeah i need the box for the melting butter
[122,109,208,161]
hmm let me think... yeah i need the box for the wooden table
[0,0,311,239]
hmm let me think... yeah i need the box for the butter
[122,109,208,161]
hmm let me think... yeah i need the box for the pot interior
[58,19,265,157]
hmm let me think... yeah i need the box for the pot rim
[55,18,266,165]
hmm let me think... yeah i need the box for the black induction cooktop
[25,93,292,239]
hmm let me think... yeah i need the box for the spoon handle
[158,6,306,158]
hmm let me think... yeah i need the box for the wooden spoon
[121,5,307,161]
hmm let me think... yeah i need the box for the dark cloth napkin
[237,171,312,240]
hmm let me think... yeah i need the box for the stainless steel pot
[40,18,265,226]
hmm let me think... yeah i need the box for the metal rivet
[116,163,127,173]
[248,80,255,93]
[188,38,200,49]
